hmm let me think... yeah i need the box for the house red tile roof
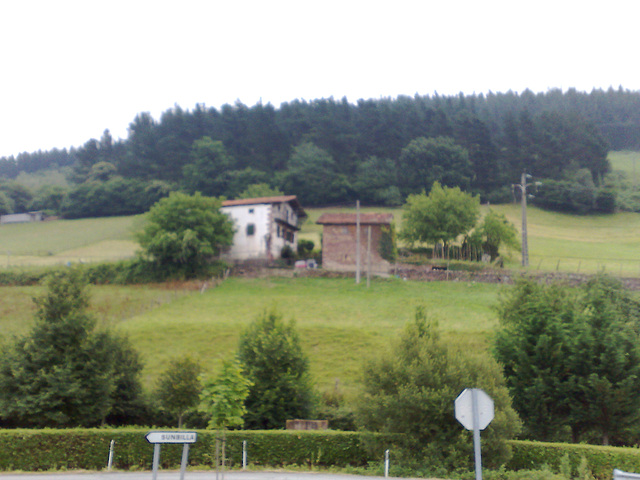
[316,213,394,225]
[221,195,306,218]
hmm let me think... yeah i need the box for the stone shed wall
[322,223,390,273]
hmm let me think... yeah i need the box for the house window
[249,208,254,214]
[246,224,255,236]
[277,225,282,238]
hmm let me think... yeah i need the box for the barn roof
[316,213,394,225]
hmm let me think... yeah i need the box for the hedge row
[0,429,395,471]
[507,440,640,480]
[3,430,640,476]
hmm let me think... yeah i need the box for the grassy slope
[0,215,142,266]
[0,277,500,395]
[118,276,499,394]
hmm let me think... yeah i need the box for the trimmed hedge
[0,429,396,471]
[508,440,640,480]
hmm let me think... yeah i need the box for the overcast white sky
[1,0,639,158]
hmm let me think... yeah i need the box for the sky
[1,0,639,158]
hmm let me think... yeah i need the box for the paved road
[0,471,413,480]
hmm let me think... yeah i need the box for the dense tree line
[5,87,640,213]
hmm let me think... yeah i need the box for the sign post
[455,388,494,480]
[145,431,198,480]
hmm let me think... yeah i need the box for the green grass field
[0,277,501,396]
[0,216,142,266]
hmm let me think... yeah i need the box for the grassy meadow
[0,276,501,395]
[0,215,142,266]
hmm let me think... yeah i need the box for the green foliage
[182,137,235,196]
[356,306,521,470]
[478,209,521,260]
[156,356,203,428]
[281,142,351,206]
[30,184,68,215]
[494,276,640,444]
[237,183,283,199]
[0,429,393,471]
[0,269,144,427]
[401,181,480,247]
[61,178,173,219]
[378,224,398,262]
[199,357,252,430]
[137,192,234,278]
[103,333,148,426]
[0,190,14,214]
[507,440,640,480]
[398,136,472,195]
[532,180,617,215]
[238,309,313,429]
[297,239,315,257]
[0,181,33,213]
[352,156,401,206]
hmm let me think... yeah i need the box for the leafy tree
[31,185,68,214]
[401,181,479,248]
[137,192,234,277]
[281,142,351,206]
[477,210,520,260]
[494,276,640,444]
[182,137,235,196]
[352,156,400,205]
[493,279,577,441]
[237,183,283,199]
[199,357,252,430]
[566,276,640,445]
[223,168,269,198]
[0,269,139,427]
[104,333,148,426]
[0,190,14,215]
[156,356,203,428]
[237,309,313,429]
[397,136,472,195]
[357,307,520,470]
[0,182,33,213]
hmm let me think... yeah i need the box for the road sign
[145,431,197,444]
[455,388,494,431]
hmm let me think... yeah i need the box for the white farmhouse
[220,195,307,261]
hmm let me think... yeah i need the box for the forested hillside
[0,87,638,216]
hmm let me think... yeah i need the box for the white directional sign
[145,431,197,444]
[455,388,494,431]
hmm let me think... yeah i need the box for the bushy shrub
[532,181,616,214]
[507,440,640,480]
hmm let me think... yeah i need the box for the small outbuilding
[0,211,43,225]
[316,212,394,274]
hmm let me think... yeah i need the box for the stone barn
[316,212,394,274]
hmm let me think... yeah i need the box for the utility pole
[512,171,536,267]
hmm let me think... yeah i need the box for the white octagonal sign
[455,388,494,431]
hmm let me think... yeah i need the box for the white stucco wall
[221,204,272,260]
[220,201,301,261]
